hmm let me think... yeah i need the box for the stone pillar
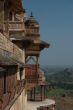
[33,87,36,101]
[0,1,4,31]
[36,56,39,83]
[12,12,15,21]
[22,49,25,79]
[30,90,33,100]
[44,85,46,99]
[18,48,26,80]
[17,66,20,80]
[41,85,43,101]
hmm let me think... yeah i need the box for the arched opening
[9,12,12,21]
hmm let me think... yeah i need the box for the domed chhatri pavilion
[0,0,55,110]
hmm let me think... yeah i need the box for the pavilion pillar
[36,56,39,83]
[44,85,46,99]
[30,90,33,100]
[33,87,36,101]
[41,85,43,101]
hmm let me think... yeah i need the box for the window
[9,12,12,21]
[20,68,23,80]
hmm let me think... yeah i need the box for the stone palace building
[0,0,55,110]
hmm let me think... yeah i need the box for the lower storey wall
[10,89,27,110]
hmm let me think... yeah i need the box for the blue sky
[23,0,73,66]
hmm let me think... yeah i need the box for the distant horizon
[40,64,73,68]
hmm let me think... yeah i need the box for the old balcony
[25,65,45,90]
[25,64,48,101]
[8,21,25,31]
[0,33,24,65]
[3,21,24,31]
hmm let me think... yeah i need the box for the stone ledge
[27,99,55,110]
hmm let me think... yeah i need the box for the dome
[25,12,39,27]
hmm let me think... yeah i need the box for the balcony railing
[25,65,45,89]
[4,21,24,31]
[26,73,45,85]
[0,33,23,63]
[8,21,25,31]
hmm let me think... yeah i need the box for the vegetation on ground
[42,66,73,110]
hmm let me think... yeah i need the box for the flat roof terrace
[26,99,55,110]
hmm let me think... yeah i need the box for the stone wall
[0,1,4,31]
[37,105,55,110]
[10,89,27,110]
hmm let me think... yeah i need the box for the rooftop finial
[30,11,33,17]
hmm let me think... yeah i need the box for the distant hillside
[47,68,73,83]
[43,67,73,89]
[41,65,65,75]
